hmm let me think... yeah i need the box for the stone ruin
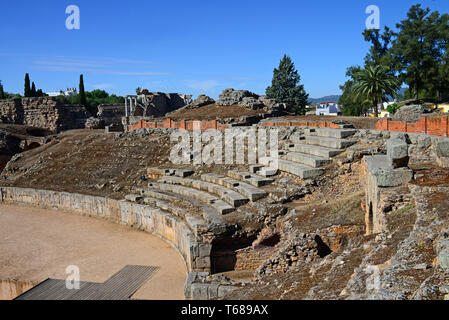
[216,88,287,113]
[126,92,188,118]
[364,134,414,235]
[0,97,90,133]
[182,94,216,109]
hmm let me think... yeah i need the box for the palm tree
[352,65,400,117]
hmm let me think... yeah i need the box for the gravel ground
[0,204,186,300]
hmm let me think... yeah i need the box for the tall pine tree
[24,73,31,97]
[79,74,87,107]
[363,27,394,67]
[266,54,309,115]
[390,5,437,100]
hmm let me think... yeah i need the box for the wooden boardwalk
[15,265,160,300]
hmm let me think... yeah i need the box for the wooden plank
[15,265,159,300]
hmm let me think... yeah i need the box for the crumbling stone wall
[234,247,275,271]
[217,88,286,113]
[0,97,90,132]
[364,138,413,235]
[97,104,125,126]
[140,92,186,117]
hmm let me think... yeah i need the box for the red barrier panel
[375,115,449,137]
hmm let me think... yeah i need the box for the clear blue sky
[1,0,448,99]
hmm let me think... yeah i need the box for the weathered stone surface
[261,157,324,179]
[149,181,234,215]
[283,152,331,168]
[97,104,125,129]
[185,95,215,109]
[417,135,431,150]
[85,117,105,130]
[125,194,143,202]
[386,139,409,168]
[436,141,449,158]
[305,136,355,149]
[200,173,268,201]
[227,170,273,187]
[0,97,90,132]
[289,143,343,158]
[217,88,259,107]
[313,128,357,139]
[365,155,413,187]
[258,167,278,177]
[215,88,286,113]
[159,176,248,207]
[392,105,425,122]
[134,92,187,117]
[242,97,264,110]
[249,165,264,173]
[174,169,194,178]
[390,132,411,144]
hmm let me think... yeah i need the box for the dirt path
[0,204,186,300]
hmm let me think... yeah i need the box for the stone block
[199,244,212,257]
[436,141,449,158]
[259,167,278,177]
[249,165,264,173]
[125,194,143,202]
[390,132,411,144]
[207,283,220,299]
[375,168,413,187]
[305,136,355,149]
[217,285,238,298]
[191,283,210,300]
[195,256,211,269]
[417,135,431,150]
[386,139,409,168]
[174,169,194,177]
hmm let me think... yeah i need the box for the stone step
[282,152,331,168]
[289,143,344,158]
[291,135,305,143]
[140,188,226,227]
[146,167,194,178]
[141,196,207,232]
[136,188,179,202]
[159,176,248,207]
[227,170,274,187]
[278,159,325,179]
[312,128,357,139]
[124,194,143,202]
[201,173,268,201]
[148,182,234,215]
[305,136,355,149]
[258,167,278,177]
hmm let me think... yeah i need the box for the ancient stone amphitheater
[0,97,448,300]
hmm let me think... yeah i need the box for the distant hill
[308,95,341,105]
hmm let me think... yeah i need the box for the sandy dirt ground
[0,204,186,300]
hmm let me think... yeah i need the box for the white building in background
[316,101,340,116]
[46,88,77,97]
[382,100,398,110]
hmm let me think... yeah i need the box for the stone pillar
[125,97,128,117]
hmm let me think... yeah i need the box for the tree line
[24,73,45,97]
[340,4,449,117]
[0,74,124,116]
[58,75,125,115]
